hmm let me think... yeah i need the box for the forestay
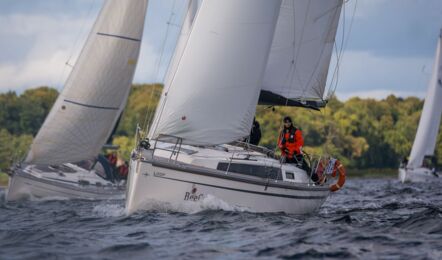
[149,0,199,140]
[260,0,343,107]
[408,30,442,169]
[26,0,149,165]
[151,0,282,146]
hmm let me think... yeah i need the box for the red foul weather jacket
[277,126,304,158]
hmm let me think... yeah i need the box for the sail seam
[96,32,141,42]
[64,99,119,110]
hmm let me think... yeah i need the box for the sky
[1,0,442,100]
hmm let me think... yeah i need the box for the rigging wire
[140,0,184,139]
[327,0,358,100]
[55,0,97,89]
[146,0,200,141]
[322,0,358,156]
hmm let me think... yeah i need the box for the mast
[26,0,149,165]
[408,30,442,169]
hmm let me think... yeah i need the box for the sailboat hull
[6,166,124,201]
[126,158,329,215]
[398,167,439,183]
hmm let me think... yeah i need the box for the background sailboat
[399,29,442,183]
[6,0,149,200]
[126,0,345,215]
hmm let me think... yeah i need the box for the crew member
[278,116,303,163]
[249,117,262,146]
[277,116,315,181]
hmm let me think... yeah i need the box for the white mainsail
[260,0,343,106]
[26,0,149,165]
[151,0,282,146]
[408,30,442,169]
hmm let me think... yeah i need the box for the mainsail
[408,30,442,169]
[259,0,343,108]
[26,0,149,165]
[151,0,282,146]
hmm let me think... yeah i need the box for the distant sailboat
[399,30,442,183]
[126,0,346,215]
[6,0,149,200]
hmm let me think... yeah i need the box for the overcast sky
[1,0,442,100]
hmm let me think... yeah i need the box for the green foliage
[0,128,33,170]
[112,135,135,161]
[116,84,162,137]
[0,172,8,186]
[0,84,440,170]
[0,87,58,136]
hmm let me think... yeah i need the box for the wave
[131,194,251,215]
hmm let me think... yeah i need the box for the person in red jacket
[278,116,304,163]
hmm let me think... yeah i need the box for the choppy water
[1,177,442,259]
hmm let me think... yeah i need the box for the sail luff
[148,0,199,140]
[26,0,149,165]
[260,0,343,106]
[151,0,282,145]
[408,31,442,169]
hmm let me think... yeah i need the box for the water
[1,177,442,259]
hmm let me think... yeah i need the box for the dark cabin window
[217,162,282,180]
[285,172,295,180]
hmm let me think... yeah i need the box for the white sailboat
[126,0,346,215]
[6,0,149,200]
[399,30,442,183]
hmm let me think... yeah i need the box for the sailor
[278,116,314,180]
[117,161,129,180]
[106,152,118,167]
[278,116,303,162]
[249,117,262,146]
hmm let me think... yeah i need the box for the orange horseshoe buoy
[329,160,346,192]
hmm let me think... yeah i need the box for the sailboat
[126,0,346,214]
[399,30,442,183]
[6,0,149,200]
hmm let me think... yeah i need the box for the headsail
[151,0,282,146]
[26,0,149,165]
[408,30,442,169]
[259,0,343,108]
[149,0,199,140]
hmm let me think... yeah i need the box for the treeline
[0,84,440,170]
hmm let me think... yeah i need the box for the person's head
[283,116,292,128]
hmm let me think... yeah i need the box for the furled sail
[149,0,199,140]
[259,0,343,108]
[408,30,442,169]
[151,0,282,146]
[26,0,149,165]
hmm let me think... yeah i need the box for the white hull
[126,145,330,215]
[398,167,439,183]
[6,165,124,201]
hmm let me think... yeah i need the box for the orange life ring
[329,160,346,192]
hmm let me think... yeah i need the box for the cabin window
[285,172,295,180]
[217,162,282,180]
